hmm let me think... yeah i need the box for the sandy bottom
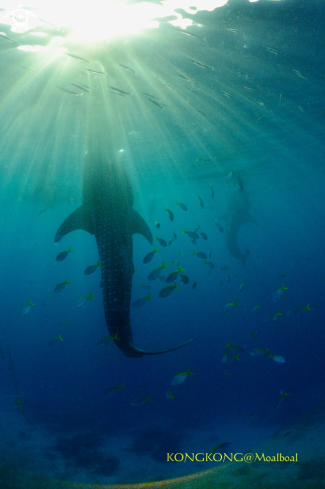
[0,397,324,489]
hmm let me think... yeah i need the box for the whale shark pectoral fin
[122,337,198,358]
[131,209,153,245]
[54,205,94,243]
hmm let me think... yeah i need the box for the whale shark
[223,183,257,266]
[54,150,195,357]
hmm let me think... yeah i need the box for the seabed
[1,407,325,489]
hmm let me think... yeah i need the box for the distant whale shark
[223,183,256,266]
[54,150,195,357]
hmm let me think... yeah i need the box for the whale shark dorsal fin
[131,209,153,245]
[54,205,94,243]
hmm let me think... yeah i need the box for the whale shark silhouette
[54,150,195,357]
[222,176,257,266]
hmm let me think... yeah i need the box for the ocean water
[0,0,325,488]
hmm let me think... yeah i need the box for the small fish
[252,305,261,311]
[175,201,187,211]
[270,354,285,363]
[171,368,194,385]
[238,71,255,79]
[292,69,307,80]
[66,53,89,63]
[188,87,198,94]
[198,195,204,208]
[20,66,40,75]
[224,298,238,312]
[71,83,90,93]
[166,391,175,400]
[175,28,207,41]
[56,247,73,262]
[225,28,241,33]
[166,265,185,283]
[148,261,169,281]
[132,293,152,309]
[15,399,22,411]
[143,247,160,264]
[210,183,214,199]
[207,251,212,259]
[227,170,237,185]
[165,205,174,221]
[48,335,63,346]
[255,100,265,107]
[179,274,189,284]
[154,220,160,228]
[265,47,279,55]
[146,98,164,109]
[272,309,282,321]
[176,73,193,82]
[108,86,131,95]
[192,250,207,260]
[20,300,35,316]
[77,291,95,308]
[173,232,177,240]
[296,303,313,312]
[80,83,96,91]
[63,321,70,325]
[84,261,101,275]
[159,282,179,298]
[192,280,197,289]
[97,333,120,346]
[182,229,199,240]
[250,348,269,357]
[0,33,18,43]
[140,284,151,290]
[220,91,233,99]
[104,384,125,395]
[204,260,214,269]
[240,86,256,92]
[239,281,245,292]
[214,221,224,233]
[210,442,231,453]
[156,237,167,247]
[87,69,107,74]
[200,232,208,240]
[119,64,136,75]
[168,239,174,246]
[187,58,213,70]
[298,105,304,113]
[279,92,283,105]
[196,158,211,162]
[56,86,83,96]
[42,297,50,306]
[54,278,71,293]
[108,91,125,98]
[142,92,159,100]
[272,284,288,301]
[130,396,152,406]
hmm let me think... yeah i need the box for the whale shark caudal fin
[55,205,153,245]
[118,337,198,358]
[54,205,93,243]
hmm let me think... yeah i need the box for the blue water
[0,0,325,486]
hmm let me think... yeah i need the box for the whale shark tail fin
[120,337,197,358]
